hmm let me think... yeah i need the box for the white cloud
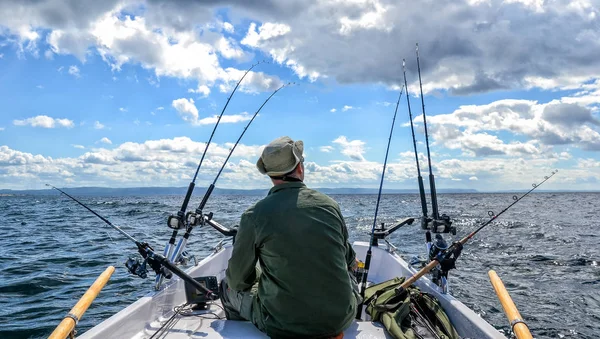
[215,37,245,60]
[241,22,291,48]
[330,108,337,113]
[0,3,281,95]
[320,146,334,153]
[425,94,600,154]
[333,136,367,161]
[89,10,280,93]
[94,121,105,129]
[342,105,354,112]
[172,98,253,126]
[72,144,85,149]
[36,85,43,89]
[196,113,253,125]
[223,22,234,33]
[469,176,478,181]
[188,85,211,97]
[119,107,127,112]
[0,138,271,189]
[13,115,74,129]
[47,29,94,61]
[338,0,391,35]
[172,98,199,123]
[0,137,592,190]
[0,127,4,131]
[68,65,80,78]
[5,0,600,95]
[157,106,164,110]
[100,137,112,144]
[0,53,3,59]
[218,68,283,94]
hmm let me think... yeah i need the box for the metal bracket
[384,239,398,254]
[213,239,226,254]
[510,318,527,331]
[65,312,80,324]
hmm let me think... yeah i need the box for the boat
[75,229,506,338]
[48,47,536,339]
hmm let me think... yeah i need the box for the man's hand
[350,258,360,272]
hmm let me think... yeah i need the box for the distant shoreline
[1,187,597,196]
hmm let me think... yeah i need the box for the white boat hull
[80,241,505,339]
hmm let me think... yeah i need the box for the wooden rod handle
[488,270,533,339]
[48,266,115,339]
[400,260,439,289]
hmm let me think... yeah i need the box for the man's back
[226,182,357,338]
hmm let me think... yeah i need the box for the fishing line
[402,59,429,222]
[162,61,266,285]
[393,170,558,294]
[464,170,557,243]
[415,43,440,220]
[47,184,219,298]
[356,84,404,319]
[168,82,295,266]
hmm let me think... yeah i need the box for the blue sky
[1,0,599,191]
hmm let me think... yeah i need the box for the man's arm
[225,211,258,291]
[335,204,357,269]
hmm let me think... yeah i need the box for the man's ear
[297,162,304,176]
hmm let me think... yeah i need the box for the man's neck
[271,177,303,185]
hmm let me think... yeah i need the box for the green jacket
[226,182,357,338]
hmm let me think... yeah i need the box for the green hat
[256,136,304,176]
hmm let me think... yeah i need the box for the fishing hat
[256,136,304,177]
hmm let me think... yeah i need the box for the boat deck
[139,300,392,339]
[80,242,504,339]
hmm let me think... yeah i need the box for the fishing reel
[428,214,456,235]
[125,256,149,279]
[186,210,211,227]
[426,232,463,293]
[167,209,211,229]
[131,242,173,280]
[167,212,186,230]
[428,233,449,261]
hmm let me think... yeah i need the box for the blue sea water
[0,192,598,338]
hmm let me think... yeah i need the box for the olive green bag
[364,277,460,339]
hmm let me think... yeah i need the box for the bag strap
[364,279,404,306]
[371,288,409,311]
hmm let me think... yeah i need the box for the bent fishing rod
[46,184,219,300]
[416,43,440,221]
[393,170,558,295]
[167,82,295,268]
[402,59,429,224]
[355,84,405,319]
[163,61,264,268]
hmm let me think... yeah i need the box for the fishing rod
[356,84,404,320]
[46,184,218,300]
[167,82,294,270]
[162,61,264,275]
[156,62,264,288]
[392,170,558,295]
[402,59,429,226]
[416,43,440,222]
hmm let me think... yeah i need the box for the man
[220,136,359,339]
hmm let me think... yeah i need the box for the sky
[1,0,599,191]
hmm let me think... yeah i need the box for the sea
[0,192,598,338]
